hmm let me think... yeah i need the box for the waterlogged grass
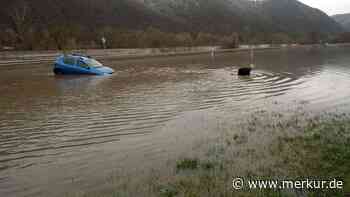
[176,158,199,171]
[71,112,350,197]
[272,118,350,196]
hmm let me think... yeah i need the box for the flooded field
[1,47,350,197]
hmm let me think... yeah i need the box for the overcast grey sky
[299,0,350,15]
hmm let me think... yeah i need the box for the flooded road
[1,47,350,197]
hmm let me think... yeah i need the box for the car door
[77,59,93,74]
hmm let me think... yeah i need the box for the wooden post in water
[211,47,216,59]
[250,44,254,67]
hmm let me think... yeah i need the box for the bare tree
[8,0,32,44]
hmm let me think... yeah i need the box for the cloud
[299,0,350,15]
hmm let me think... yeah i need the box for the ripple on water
[2,53,350,197]
[0,65,346,168]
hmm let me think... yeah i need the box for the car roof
[71,53,92,58]
[62,54,90,61]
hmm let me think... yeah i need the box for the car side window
[63,57,77,65]
[77,60,88,68]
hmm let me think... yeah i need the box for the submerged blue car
[53,54,114,75]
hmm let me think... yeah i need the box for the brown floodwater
[1,47,350,197]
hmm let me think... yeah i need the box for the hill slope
[143,0,343,34]
[0,0,343,34]
[333,13,350,31]
[0,0,180,30]
[0,0,345,50]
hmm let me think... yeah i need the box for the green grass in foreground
[71,112,350,197]
[159,113,350,197]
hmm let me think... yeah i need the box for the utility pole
[250,0,257,67]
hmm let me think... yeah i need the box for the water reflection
[54,75,111,91]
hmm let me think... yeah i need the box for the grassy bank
[71,111,350,197]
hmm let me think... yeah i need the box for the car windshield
[84,59,103,67]
[63,56,77,65]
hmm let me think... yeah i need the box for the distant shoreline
[1,44,350,66]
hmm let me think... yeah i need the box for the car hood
[96,66,114,74]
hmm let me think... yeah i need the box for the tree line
[0,25,240,50]
[3,23,347,51]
